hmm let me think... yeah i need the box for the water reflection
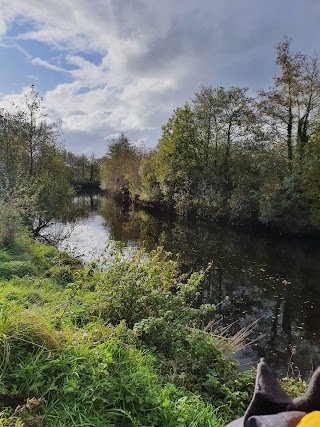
[58,195,320,376]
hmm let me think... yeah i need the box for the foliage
[0,230,312,425]
[100,133,146,199]
[63,150,100,186]
[0,86,75,239]
[0,201,23,248]
[279,376,308,398]
[139,152,163,202]
[0,233,258,426]
[134,39,320,232]
[72,245,208,325]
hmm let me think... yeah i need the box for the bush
[0,202,23,248]
[135,317,255,420]
[69,245,208,328]
[279,376,308,398]
[61,245,254,421]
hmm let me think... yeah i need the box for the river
[51,194,320,377]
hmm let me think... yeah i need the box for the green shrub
[134,316,254,420]
[70,245,209,327]
[279,376,308,398]
[0,202,23,248]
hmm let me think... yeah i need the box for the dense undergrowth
[0,210,306,426]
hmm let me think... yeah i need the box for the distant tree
[152,90,257,215]
[62,151,100,185]
[98,39,320,232]
[139,151,163,202]
[89,153,100,183]
[100,133,145,198]
[156,104,198,185]
[0,111,19,187]
[300,130,320,227]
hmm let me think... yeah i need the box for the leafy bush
[0,201,23,248]
[279,376,308,398]
[135,317,255,420]
[61,244,255,420]
[67,245,209,327]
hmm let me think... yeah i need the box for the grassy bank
[0,212,307,426]
[0,227,258,426]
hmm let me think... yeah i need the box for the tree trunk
[287,105,293,172]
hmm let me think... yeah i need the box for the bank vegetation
[101,38,320,233]
[0,202,264,426]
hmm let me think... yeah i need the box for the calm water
[53,194,320,376]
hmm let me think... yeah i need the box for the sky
[0,0,319,156]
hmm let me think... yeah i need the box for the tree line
[100,38,320,233]
[2,38,320,236]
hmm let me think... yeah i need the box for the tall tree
[150,104,201,212]
[296,53,320,160]
[193,86,256,177]
[258,37,320,171]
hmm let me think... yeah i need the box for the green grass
[0,236,257,426]
[0,199,309,426]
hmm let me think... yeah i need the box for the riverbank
[0,230,260,426]
[131,196,320,238]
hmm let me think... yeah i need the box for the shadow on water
[58,194,320,376]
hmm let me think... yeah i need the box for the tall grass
[0,201,26,249]
[0,237,255,426]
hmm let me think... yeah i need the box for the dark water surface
[54,194,320,376]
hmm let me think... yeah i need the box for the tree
[156,104,199,184]
[152,90,258,216]
[300,130,320,227]
[296,53,320,160]
[193,86,257,180]
[153,104,201,213]
[0,111,19,187]
[0,86,74,238]
[100,133,145,198]
[258,37,320,171]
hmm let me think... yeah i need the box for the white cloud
[0,41,32,59]
[0,0,320,152]
[27,75,39,81]
[31,57,66,73]
[0,86,32,113]
[0,0,196,146]
[66,55,109,86]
